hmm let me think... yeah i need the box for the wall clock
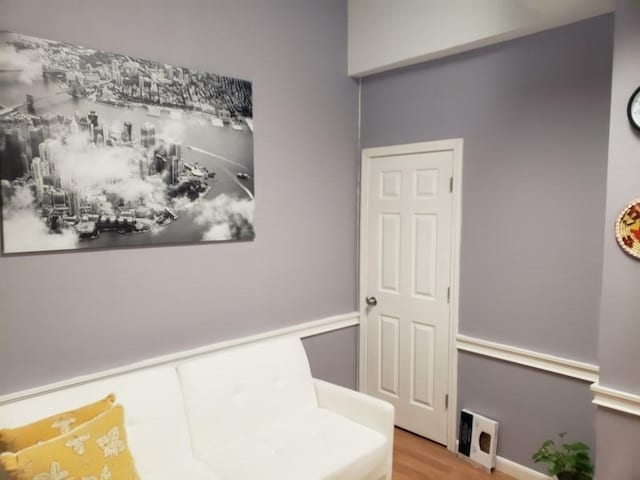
[627,86,640,131]
[615,199,640,259]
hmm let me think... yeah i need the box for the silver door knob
[366,296,377,306]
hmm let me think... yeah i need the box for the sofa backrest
[178,337,318,455]
[0,366,193,476]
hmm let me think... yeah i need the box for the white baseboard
[0,311,360,405]
[496,456,552,480]
[455,440,551,480]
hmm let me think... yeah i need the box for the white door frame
[358,138,463,452]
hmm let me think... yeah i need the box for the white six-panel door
[360,140,460,445]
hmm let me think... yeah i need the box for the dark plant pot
[556,474,574,480]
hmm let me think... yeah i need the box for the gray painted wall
[361,16,613,468]
[361,15,613,363]
[597,0,640,394]
[459,352,596,473]
[595,1,640,478]
[595,409,640,478]
[302,326,358,389]
[0,0,359,394]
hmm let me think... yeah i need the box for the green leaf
[531,433,593,478]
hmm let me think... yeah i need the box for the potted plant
[532,432,594,480]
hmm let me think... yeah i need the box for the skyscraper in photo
[19,138,30,172]
[78,117,90,132]
[31,156,44,202]
[167,142,182,162]
[168,155,179,185]
[29,127,44,159]
[139,157,147,179]
[88,111,99,128]
[141,123,156,149]
[26,94,35,115]
[41,113,61,139]
[40,138,59,173]
[95,126,104,145]
[69,190,81,217]
[2,128,25,180]
[154,152,167,176]
[123,122,132,142]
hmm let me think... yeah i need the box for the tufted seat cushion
[196,408,387,480]
[178,337,389,479]
[139,458,219,480]
[178,337,319,458]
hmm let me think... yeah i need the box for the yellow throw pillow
[0,405,139,480]
[0,394,116,453]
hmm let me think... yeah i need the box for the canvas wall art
[0,31,254,254]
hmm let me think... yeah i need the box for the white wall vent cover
[458,409,499,471]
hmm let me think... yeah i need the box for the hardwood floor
[392,428,515,480]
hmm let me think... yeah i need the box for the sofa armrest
[313,378,394,480]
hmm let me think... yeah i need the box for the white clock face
[631,92,640,127]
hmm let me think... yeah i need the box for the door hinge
[445,394,449,410]
[447,287,451,303]
[449,177,453,193]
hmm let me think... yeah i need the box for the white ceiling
[348,0,615,77]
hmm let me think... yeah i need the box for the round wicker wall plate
[615,199,640,259]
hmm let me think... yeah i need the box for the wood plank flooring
[392,428,515,480]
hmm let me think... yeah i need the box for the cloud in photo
[159,121,187,144]
[2,185,78,253]
[192,194,255,241]
[55,133,168,208]
[0,43,44,85]
[56,134,142,187]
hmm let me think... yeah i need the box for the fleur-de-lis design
[96,427,124,458]
[32,461,71,480]
[51,417,77,435]
[80,464,111,480]
[99,466,111,480]
[64,434,90,455]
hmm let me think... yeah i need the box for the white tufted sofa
[0,338,394,480]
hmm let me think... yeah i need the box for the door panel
[413,213,437,298]
[411,322,435,408]
[364,148,454,444]
[380,214,401,293]
[379,314,400,397]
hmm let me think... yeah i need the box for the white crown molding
[456,334,599,383]
[496,456,552,480]
[0,312,359,405]
[591,383,640,418]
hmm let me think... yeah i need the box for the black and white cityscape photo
[0,31,254,254]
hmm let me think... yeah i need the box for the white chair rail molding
[457,334,640,419]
